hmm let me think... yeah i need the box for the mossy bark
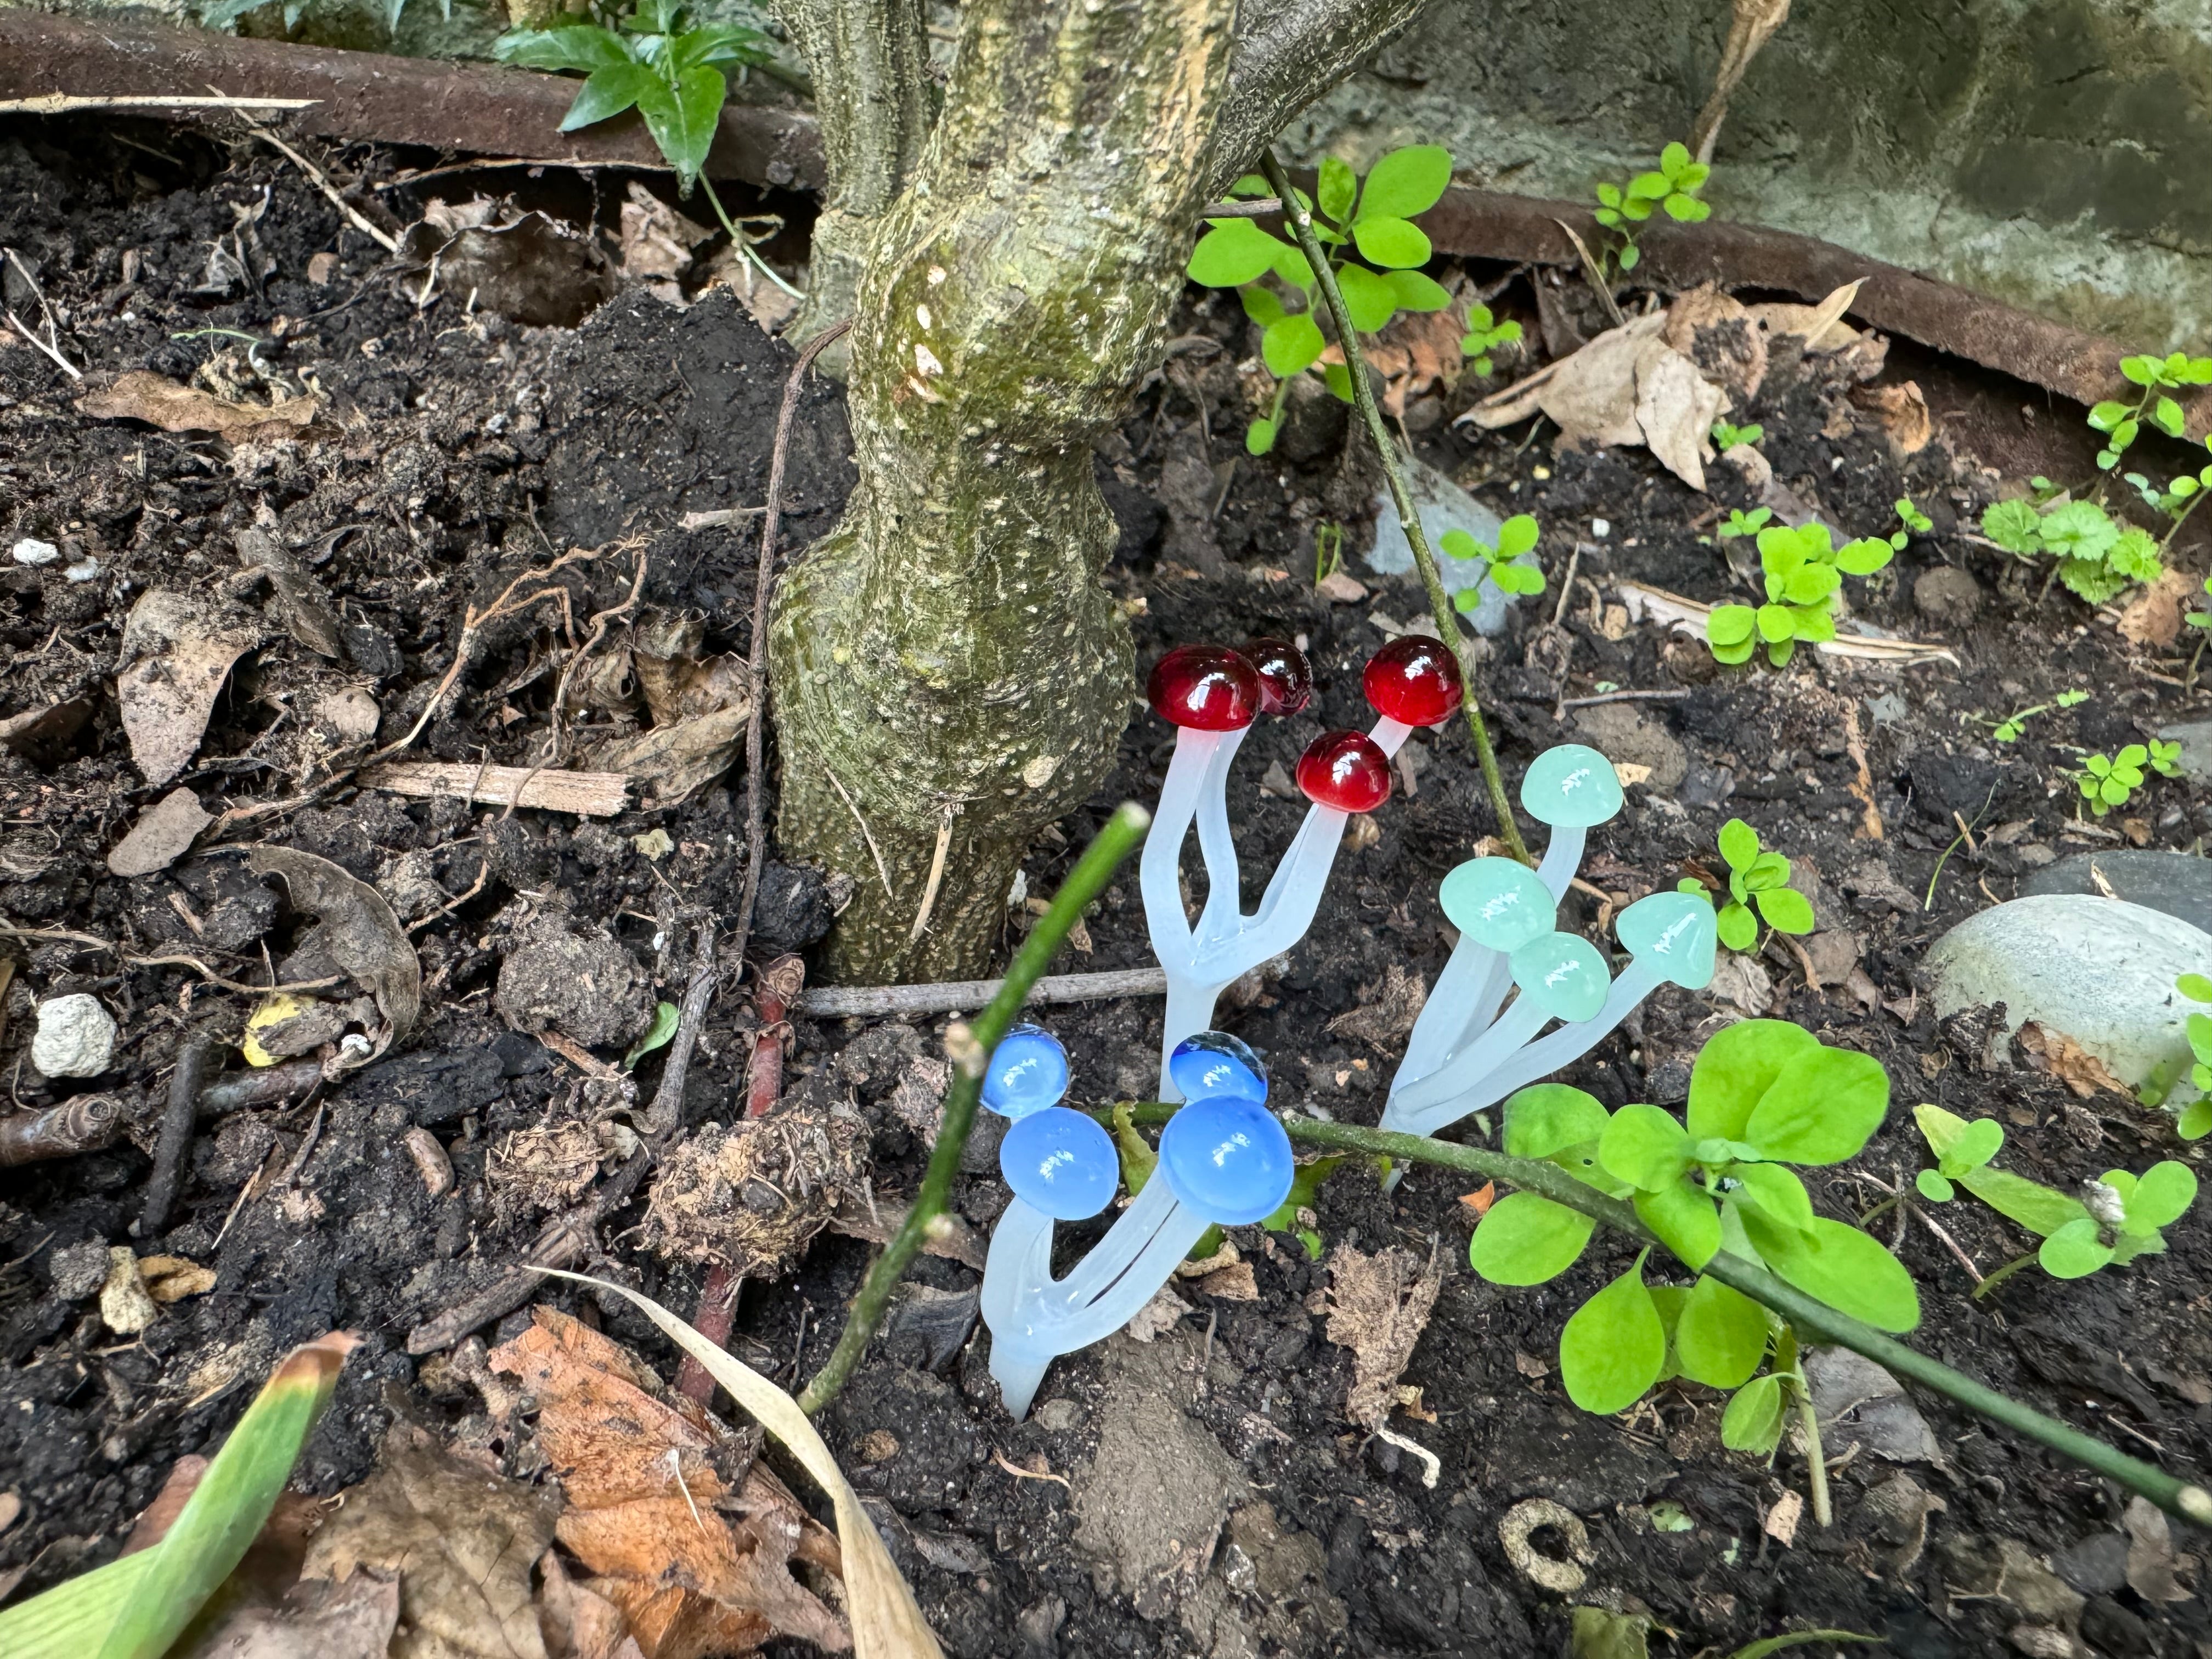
[769,0,1235,982]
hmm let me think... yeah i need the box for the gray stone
[1034,1397,1083,1431]
[1571,702,1689,794]
[1363,458,1528,636]
[2021,849,2212,936]
[2052,1532,2130,1597]
[48,1239,111,1300]
[2155,719,2212,785]
[1913,565,1984,626]
[1926,894,2210,1092]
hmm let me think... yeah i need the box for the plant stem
[1260,149,1531,866]
[699,176,805,300]
[1776,1328,1832,1527]
[796,802,1150,1415]
[1113,1107,2212,1525]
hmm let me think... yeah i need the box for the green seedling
[2168,973,2212,1140]
[1442,513,1545,605]
[2074,740,2179,816]
[1891,496,1932,545]
[1983,688,2089,742]
[1187,147,1458,455]
[1982,495,2163,606]
[1680,819,1815,951]
[1592,142,1711,281]
[1462,303,1524,378]
[1706,522,1893,668]
[1712,419,1764,452]
[624,1000,680,1070]
[1313,519,1346,585]
[1914,1114,2002,1201]
[1716,506,1771,540]
[1469,1023,1917,1431]
[2090,352,2212,474]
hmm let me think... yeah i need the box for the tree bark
[774,0,934,373]
[769,0,1235,983]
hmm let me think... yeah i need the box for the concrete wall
[1279,0,2212,348]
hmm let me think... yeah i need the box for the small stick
[0,93,317,114]
[217,90,401,253]
[196,1057,324,1116]
[1559,689,1691,709]
[1261,149,1532,866]
[1198,198,1284,220]
[138,1032,217,1239]
[795,966,1169,1020]
[0,1094,122,1167]
[907,804,955,943]
[0,924,343,995]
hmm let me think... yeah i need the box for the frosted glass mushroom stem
[1144,717,1412,1096]
[1437,826,1586,1069]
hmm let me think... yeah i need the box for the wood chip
[1764,1487,1803,1547]
[106,786,213,877]
[362,761,630,817]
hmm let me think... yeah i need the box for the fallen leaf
[1661,286,1766,400]
[537,1549,644,1659]
[1800,928,1863,990]
[0,697,93,764]
[1324,963,1427,1049]
[140,1254,218,1303]
[303,1426,561,1659]
[1322,1243,1443,1431]
[1634,341,1725,491]
[2117,566,2195,648]
[235,524,345,660]
[248,847,421,1060]
[108,786,213,877]
[2122,1494,2196,1602]
[1861,1471,1945,1574]
[1459,1183,1496,1217]
[185,1571,403,1659]
[618,181,710,289]
[116,589,264,787]
[1763,1487,1803,1547]
[399,198,613,329]
[1854,380,1932,457]
[1315,570,1367,603]
[1750,279,1865,353]
[1706,950,1777,1018]
[81,370,320,437]
[2015,1022,2128,1099]
[1187,1259,1260,1301]
[592,706,748,808]
[1612,761,1654,788]
[1124,1285,1187,1343]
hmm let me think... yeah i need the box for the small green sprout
[1469,1023,1916,1425]
[2173,973,2212,1141]
[2074,740,2179,816]
[1313,519,1345,585]
[1985,688,2089,742]
[624,1000,681,1070]
[2091,352,2212,473]
[1914,1115,2002,1201]
[1705,522,1893,667]
[1442,513,1545,605]
[1891,496,1933,544]
[1716,506,1772,540]
[1187,146,1458,455]
[1680,819,1815,951]
[1592,142,1711,279]
[1461,303,1523,378]
[1712,419,1764,452]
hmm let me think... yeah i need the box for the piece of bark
[362,761,630,817]
[797,966,1167,1020]
[108,787,213,877]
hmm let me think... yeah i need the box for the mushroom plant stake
[1142,636,1459,1097]
[980,1030,1290,1420]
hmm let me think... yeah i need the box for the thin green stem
[797,802,1150,1414]
[2161,488,2206,556]
[1105,1107,2212,1525]
[1775,1328,1831,1527]
[698,176,805,300]
[1259,150,1532,867]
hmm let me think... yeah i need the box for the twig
[797,801,1151,1416]
[1559,689,1691,710]
[1260,149,1531,866]
[0,1095,122,1167]
[196,1057,324,1116]
[0,93,318,114]
[1199,198,1284,220]
[216,89,402,253]
[138,1032,217,1239]
[796,965,1169,1019]
[1371,1425,1441,1489]
[990,1448,1071,1490]
[907,804,955,943]
[1550,217,1627,330]
[825,768,894,898]
[4,308,79,380]
[4,249,81,380]
[407,857,489,933]
[0,924,342,995]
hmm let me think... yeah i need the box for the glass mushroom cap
[1167,1030,1267,1104]
[1242,637,1313,715]
[1439,856,1556,950]
[1000,1107,1118,1220]
[1362,636,1462,727]
[1297,730,1391,812]
[1158,1094,1295,1226]
[1520,744,1624,826]
[1148,645,1263,731]
[981,1023,1070,1119]
[1616,890,1720,987]
[1508,932,1611,1022]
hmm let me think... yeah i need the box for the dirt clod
[642,1102,871,1276]
[493,913,654,1050]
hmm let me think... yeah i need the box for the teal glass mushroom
[1522,744,1623,901]
[1398,857,1560,1092]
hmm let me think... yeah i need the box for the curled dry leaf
[1322,1242,1443,1431]
[80,370,320,437]
[117,589,264,787]
[1325,963,1427,1050]
[399,198,614,329]
[2015,1022,2128,1099]
[236,525,345,659]
[617,182,710,290]
[247,847,421,1060]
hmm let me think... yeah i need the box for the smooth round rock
[1508,932,1611,1022]
[1000,1107,1118,1220]
[1615,890,1719,989]
[981,1024,1070,1119]
[1168,1031,1268,1104]
[31,994,117,1079]
[1159,1096,1295,1226]
[1521,744,1624,828]
[1439,856,1555,950]
[1912,566,1983,627]
[1928,894,2211,1092]
[2019,850,2212,938]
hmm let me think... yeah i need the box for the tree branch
[1205,0,1437,196]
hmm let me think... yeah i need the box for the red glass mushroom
[1296,730,1392,814]
[1362,636,1462,728]
[1239,637,1313,716]
[1148,645,1263,731]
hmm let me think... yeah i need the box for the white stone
[11,537,58,566]
[1927,895,2210,1092]
[30,994,118,1079]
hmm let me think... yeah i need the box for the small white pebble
[1830,456,1844,471]
[1590,518,1611,539]
[63,557,100,583]
[31,994,117,1079]
[11,538,58,566]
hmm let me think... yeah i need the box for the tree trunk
[769,0,1236,983]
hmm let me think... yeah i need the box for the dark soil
[3,114,2209,1658]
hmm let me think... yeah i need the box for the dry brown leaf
[1854,380,1932,457]
[1763,1487,1803,1547]
[1186,1259,1259,1301]
[537,1551,644,1659]
[1123,1285,1187,1343]
[116,589,264,787]
[1634,343,1725,491]
[618,181,710,288]
[180,1572,402,1659]
[827,1189,986,1271]
[1368,290,1469,419]
[1322,1243,1442,1430]
[248,847,421,1058]
[81,370,320,437]
[1325,963,1427,1050]
[2016,1022,2129,1098]
[1750,278,1865,352]
[2117,566,2196,648]
[304,1427,561,1659]
[108,786,213,878]
[592,706,748,807]
[1662,286,1766,400]
[236,524,344,659]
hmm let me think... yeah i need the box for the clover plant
[1592,143,1711,282]
[1442,513,1545,607]
[1679,819,1816,951]
[2074,740,2179,816]
[1712,419,1763,453]
[1705,522,1893,667]
[1469,1023,1917,1427]
[1187,147,1458,455]
[1716,507,1771,540]
[1914,1104,2198,1281]
[1982,688,2088,743]
[1892,496,1932,544]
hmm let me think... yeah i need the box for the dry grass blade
[541,1269,946,1659]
